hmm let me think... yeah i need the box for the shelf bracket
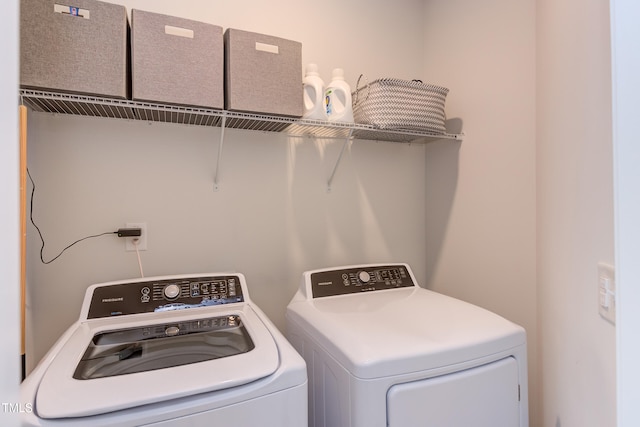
[327,128,354,192]
[213,115,226,191]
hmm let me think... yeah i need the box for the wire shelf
[19,89,463,144]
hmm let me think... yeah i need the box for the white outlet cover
[125,222,147,251]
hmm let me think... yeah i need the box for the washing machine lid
[287,286,526,379]
[34,304,280,419]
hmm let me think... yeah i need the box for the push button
[165,326,180,336]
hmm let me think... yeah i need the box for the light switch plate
[598,262,615,324]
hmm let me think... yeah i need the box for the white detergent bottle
[302,63,327,120]
[325,68,354,123]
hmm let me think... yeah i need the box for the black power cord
[27,169,140,264]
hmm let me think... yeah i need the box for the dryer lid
[286,286,526,379]
[35,305,279,419]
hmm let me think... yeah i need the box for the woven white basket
[352,78,449,133]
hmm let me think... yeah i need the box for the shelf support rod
[327,128,354,192]
[213,115,226,191]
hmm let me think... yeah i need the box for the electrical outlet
[598,262,615,324]
[125,222,147,251]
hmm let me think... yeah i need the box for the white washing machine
[22,273,307,426]
[286,263,528,427]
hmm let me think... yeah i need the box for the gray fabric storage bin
[131,10,223,109]
[20,0,129,99]
[224,29,302,117]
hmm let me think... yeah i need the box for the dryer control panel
[310,265,415,298]
[86,275,244,319]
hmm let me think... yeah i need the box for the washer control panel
[86,275,244,319]
[310,265,414,298]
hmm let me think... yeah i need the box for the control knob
[358,271,371,283]
[164,284,181,300]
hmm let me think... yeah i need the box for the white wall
[25,0,430,370]
[611,2,640,426]
[0,0,21,426]
[537,0,616,426]
[422,0,538,425]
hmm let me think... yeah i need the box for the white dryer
[22,273,307,426]
[286,263,528,427]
